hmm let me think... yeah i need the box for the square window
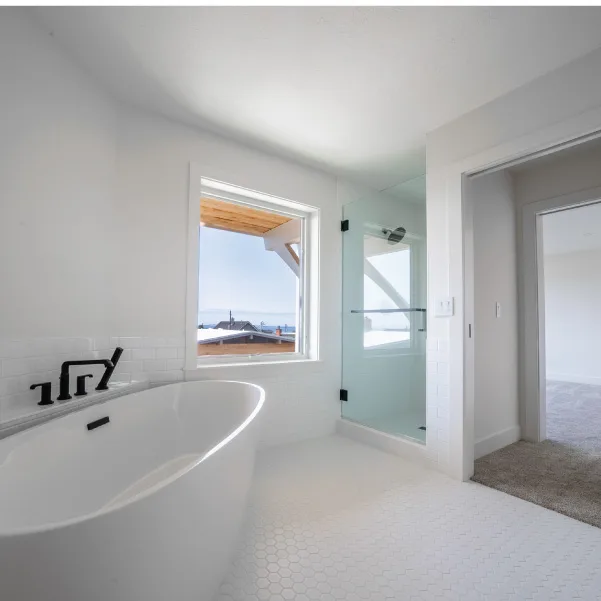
[186,173,317,368]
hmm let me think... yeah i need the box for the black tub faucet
[74,374,94,397]
[58,358,113,401]
[31,382,53,406]
[96,347,124,391]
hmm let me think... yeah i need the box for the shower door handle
[350,308,427,332]
[349,309,426,313]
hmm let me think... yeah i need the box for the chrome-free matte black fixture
[96,347,123,391]
[31,382,53,406]
[57,347,123,401]
[74,374,94,397]
[57,359,113,401]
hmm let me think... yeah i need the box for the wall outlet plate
[435,297,454,317]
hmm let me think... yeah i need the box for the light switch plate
[435,297,454,317]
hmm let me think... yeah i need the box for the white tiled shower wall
[0,336,185,424]
[426,337,451,467]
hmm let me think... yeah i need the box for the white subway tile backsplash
[119,349,132,361]
[156,348,177,359]
[2,358,33,378]
[32,356,56,372]
[131,348,155,360]
[166,358,185,371]
[114,361,144,374]
[426,361,438,376]
[437,361,449,377]
[425,336,452,466]
[143,359,166,372]
[131,371,149,382]
[93,337,111,351]
[151,370,184,383]
[0,336,185,426]
[119,337,144,349]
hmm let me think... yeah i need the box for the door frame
[521,187,601,442]
[433,113,601,481]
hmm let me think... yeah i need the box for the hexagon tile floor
[215,435,601,601]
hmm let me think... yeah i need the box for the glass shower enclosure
[341,187,427,443]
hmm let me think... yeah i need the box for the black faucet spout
[57,359,114,401]
[96,347,124,391]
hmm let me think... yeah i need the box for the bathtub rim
[0,380,265,539]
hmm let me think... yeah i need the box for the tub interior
[0,381,262,534]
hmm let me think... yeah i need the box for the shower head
[383,226,406,245]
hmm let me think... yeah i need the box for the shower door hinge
[340,389,348,402]
[341,220,349,232]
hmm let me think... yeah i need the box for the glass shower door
[341,190,427,443]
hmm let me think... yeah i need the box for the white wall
[543,249,601,385]
[0,8,117,338]
[0,9,343,446]
[471,172,520,458]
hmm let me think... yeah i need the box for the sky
[198,226,297,327]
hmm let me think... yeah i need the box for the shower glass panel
[341,187,427,443]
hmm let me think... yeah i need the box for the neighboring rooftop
[197,329,294,344]
[212,320,258,332]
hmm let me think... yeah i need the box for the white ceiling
[30,7,601,191]
[543,203,601,256]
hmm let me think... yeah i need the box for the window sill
[188,354,320,371]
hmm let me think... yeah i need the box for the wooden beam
[285,243,300,266]
[200,197,292,236]
[201,208,283,233]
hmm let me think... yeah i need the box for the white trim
[336,418,434,469]
[520,186,601,442]
[185,163,202,371]
[466,128,601,179]
[195,352,310,368]
[462,175,475,479]
[186,164,319,370]
[474,425,521,460]
[201,178,320,214]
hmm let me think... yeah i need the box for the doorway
[470,137,601,527]
[542,203,601,453]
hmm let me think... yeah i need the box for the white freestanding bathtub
[0,380,265,601]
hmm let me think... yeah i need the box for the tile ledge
[0,380,149,440]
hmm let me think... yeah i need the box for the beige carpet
[473,381,601,528]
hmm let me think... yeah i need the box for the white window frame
[185,165,319,370]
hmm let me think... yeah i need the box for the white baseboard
[547,372,601,386]
[336,418,435,469]
[474,425,521,460]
